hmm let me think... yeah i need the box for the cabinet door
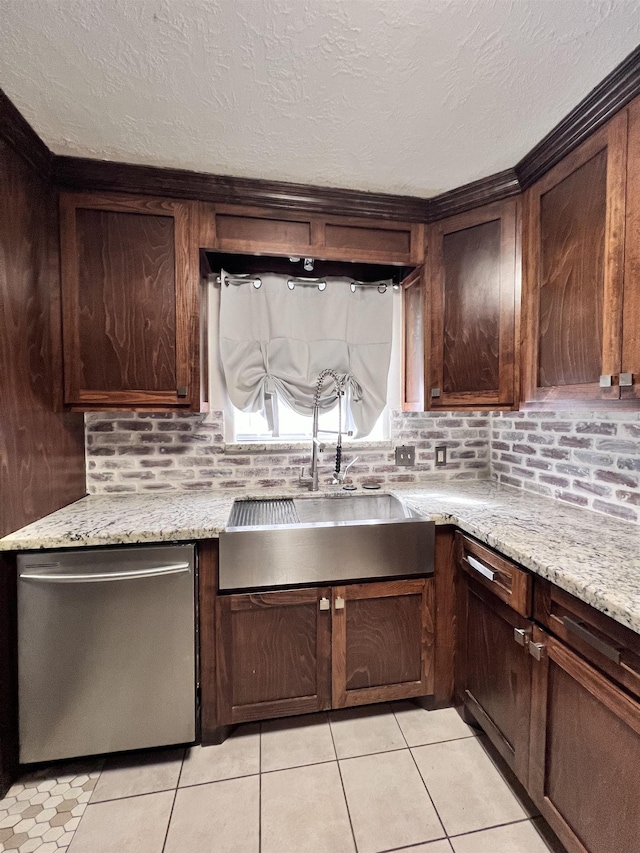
[529,625,640,853]
[428,198,518,409]
[332,579,434,708]
[60,193,197,409]
[458,577,533,783]
[521,112,628,408]
[216,588,332,725]
[621,95,640,401]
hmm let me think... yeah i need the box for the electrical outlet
[435,445,447,467]
[395,445,415,467]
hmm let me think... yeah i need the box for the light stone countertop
[2,480,640,635]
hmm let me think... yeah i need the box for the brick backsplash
[84,411,490,494]
[490,411,640,523]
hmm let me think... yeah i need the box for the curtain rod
[214,274,398,292]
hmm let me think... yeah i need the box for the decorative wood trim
[429,169,521,221]
[517,45,640,188]
[53,155,431,223]
[198,540,219,744]
[0,89,52,179]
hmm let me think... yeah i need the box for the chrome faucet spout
[299,369,347,492]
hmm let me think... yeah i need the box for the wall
[0,135,85,794]
[0,139,86,537]
[491,410,640,523]
[84,410,490,493]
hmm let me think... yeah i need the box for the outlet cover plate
[395,445,416,467]
[435,445,447,467]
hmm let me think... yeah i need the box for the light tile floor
[0,703,566,853]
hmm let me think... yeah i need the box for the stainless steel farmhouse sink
[218,494,434,590]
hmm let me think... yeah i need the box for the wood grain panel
[198,540,218,744]
[216,588,331,726]
[75,209,177,391]
[324,222,411,256]
[216,213,311,247]
[434,528,457,707]
[530,626,640,853]
[0,139,85,795]
[621,94,640,397]
[345,594,422,690]
[442,219,501,393]
[462,581,532,781]
[333,579,433,708]
[402,268,425,411]
[538,150,607,387]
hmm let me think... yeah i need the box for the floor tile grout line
[160,787,179,853]
[327,713,359,853]
[378,837,453,853]
[392,705,449,843]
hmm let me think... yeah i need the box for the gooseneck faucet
[299,369,354,491]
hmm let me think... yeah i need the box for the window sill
[225,439,393,455]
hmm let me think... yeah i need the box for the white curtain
[219,272,393,437]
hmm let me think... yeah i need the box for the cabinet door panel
[621,95,640,399]
[429,199,517,408]
[75,209,177,393]
[332,579,434,708]
[521,112,627,408]
[538,151,606,388]
[61,193,196,408]
[529,626,640,853]
[216,588,332,724]
[459,579,532,782]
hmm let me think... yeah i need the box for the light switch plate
[395,445,415,467]
[435,445,447,467]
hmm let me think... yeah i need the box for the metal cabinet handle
[466,555,496,582]
[528,642,545,661]
[600,374,613,387]
[335,596,345,610]
[562,616,621,663]
[319,597,330,611]
[19,563,190,583]
[514,628,529,647]
[620,372,634,387]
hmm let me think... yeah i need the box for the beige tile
[261,713,335,772]
[450,819,556,852]
[91,748,183,801]
[404,843,453,853]
[340,750,445,853]
[261,762,355,853]
[179,724,259,786]
[67,790,173,853]
[394,703,476,747]
[329,704,406,759]
[413,738,531,836]
[164,776,259,853]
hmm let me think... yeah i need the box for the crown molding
[52,156,431,223]
[516,44,640,188]
[428,169,521,221]
[0,90,52,178]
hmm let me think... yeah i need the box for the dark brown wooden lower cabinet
[458,577,533,783]
[528,625,640,853]
[215,577,434,730]
[216,587,332,725]
[332,579,434,708]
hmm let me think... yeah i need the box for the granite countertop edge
[3,481,640,636]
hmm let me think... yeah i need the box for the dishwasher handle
[20,563,191,583]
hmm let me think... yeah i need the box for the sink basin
[219,494,433,590]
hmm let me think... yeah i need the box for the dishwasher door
[18,544,196,764]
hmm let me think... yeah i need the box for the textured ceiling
[1,0,640,197]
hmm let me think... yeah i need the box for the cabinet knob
[528,642,545,661]
[599,375,613,388]
[335,596,345,610]
[620,372,634,387]
[177,386,188,397]
[514,628,529,647]
[319,597,330,611]
[430,388,441,398]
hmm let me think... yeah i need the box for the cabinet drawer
[534,579,640,700]
[456,533,532,617]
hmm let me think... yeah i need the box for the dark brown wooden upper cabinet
[521,111,628,408]
[60,193,199,410]
[199,202,424,266]
[427,198,518,409]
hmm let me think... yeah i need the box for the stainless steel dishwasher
[17,543,196,764]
